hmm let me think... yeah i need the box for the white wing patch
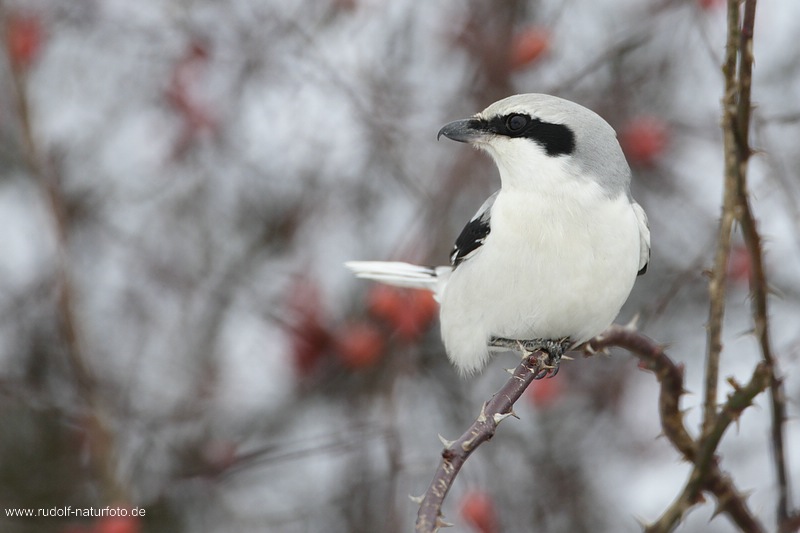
[632,201,650,275]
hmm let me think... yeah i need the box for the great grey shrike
[346,94,650,375]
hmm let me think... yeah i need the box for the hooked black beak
[437,118,487,143]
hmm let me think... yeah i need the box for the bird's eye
[506,114,528,133]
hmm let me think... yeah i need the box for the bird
[346,94,650,375]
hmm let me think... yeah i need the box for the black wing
[450,192,497,268]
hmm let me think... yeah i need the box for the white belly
[438,186,641,373]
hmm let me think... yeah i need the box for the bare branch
[702,0,743,443]
[718,0,794,528]
[3,7,125,502]
[724,0,794,528]
[5,13,94,395]
[646,364,770,533]
[416,325,768,533]
[414,349,553,533]
[587,327,694,457]
[587,326,767,533]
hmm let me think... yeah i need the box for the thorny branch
[587,326,768,533]
[415,324,769,533]
[725,0,793,529]
[415,3,793,529]
[702,0,744,446]
[719,0,794,530]
[414,348,555,533]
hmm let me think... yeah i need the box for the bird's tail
[345,261,441,291]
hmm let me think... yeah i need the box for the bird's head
[438,93,630,195]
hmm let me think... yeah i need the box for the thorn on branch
[438,434,455,449]
[727,376,743,393]
[415,345,553,532]
[416,325,769,533]
[586,325,766,532]
[492,411,515,424]
[434,516,454,530]
[624,313,640,331]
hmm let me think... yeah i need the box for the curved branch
[416,325,766,533]
[587,326,767,533]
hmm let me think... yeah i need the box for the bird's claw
[491,336,570,379]
[532,352,561,380]
[539,360,561,379]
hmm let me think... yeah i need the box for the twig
[414,349,553,533]
[645,365,770,533]
[3,9,125,502]
[414,2,782,530]
[587,327,693,458]
[6,20,94,394]
[724,1,793,529]
[587,326,767,533]
[782,513,800,532]
[702,0,743,443]
[415,325,767,532]
[718,0,794,528]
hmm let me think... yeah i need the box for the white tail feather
[345,261,439,291]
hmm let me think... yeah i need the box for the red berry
[620,116,669,167]
[510,27,550,71]
[390,289,437,342]
[366,286,437,342]
[93,515,140,533]
[165,39,217,156]
[288,319,330,376]
[201,440,238,473]
[290,337,323,375]
[728,245,752,284]
[698,0,724,10]
[459,490,498,533]
[5,12,43,71]
[408,289,438,326]
[286,279,331,376]
[335,322,385,369]
[366,285,406,323]
[526,377,563,409]
[390,310,426,342]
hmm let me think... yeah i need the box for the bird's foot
[490,336,571,379]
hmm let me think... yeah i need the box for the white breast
[438,180,641,374]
